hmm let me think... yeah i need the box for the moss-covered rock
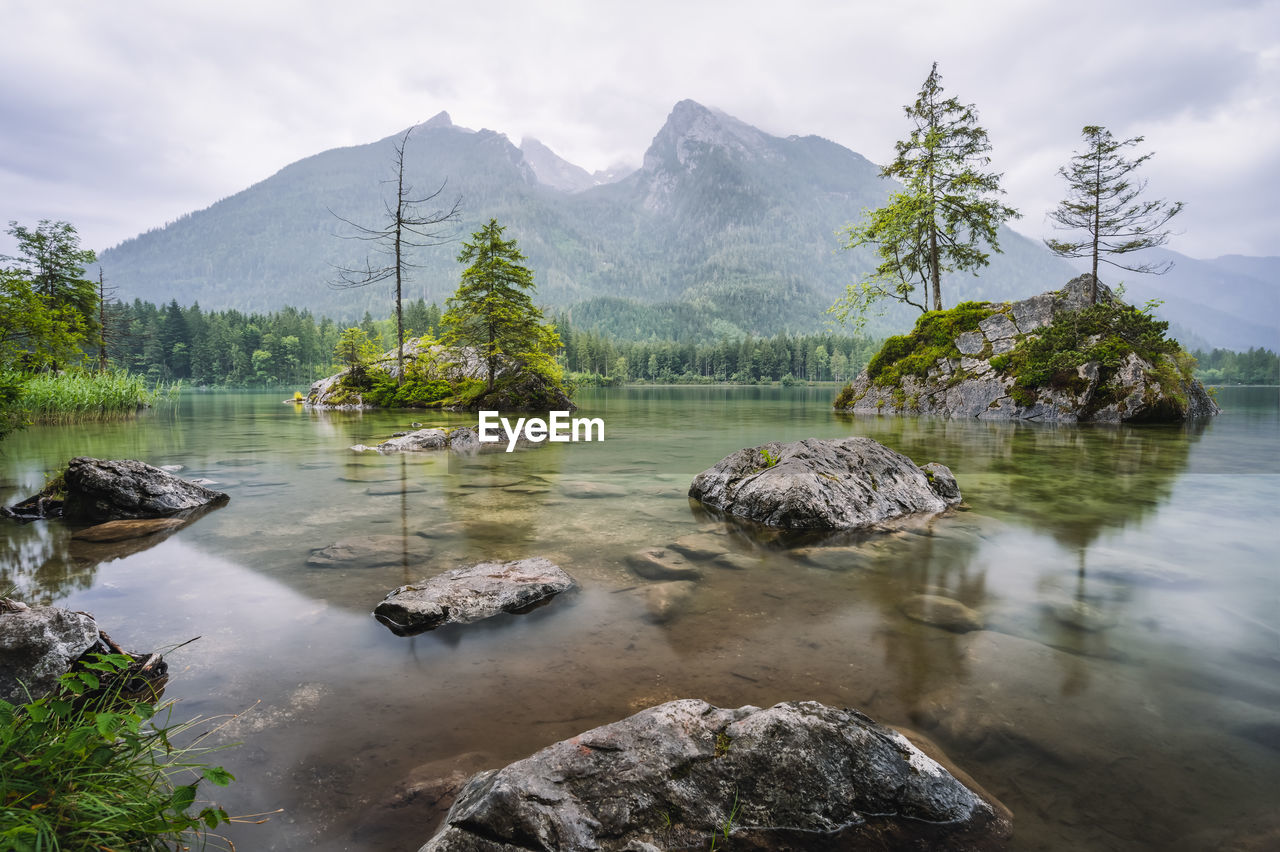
[834,275,1219,423]
[307,336,574,412]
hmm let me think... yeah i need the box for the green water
[2,386,1277,851]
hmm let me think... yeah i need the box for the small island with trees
[309,218,573,413]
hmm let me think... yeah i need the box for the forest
[101,297,882,387]
[100,297,1275,389]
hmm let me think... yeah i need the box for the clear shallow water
[2,386,1278,851]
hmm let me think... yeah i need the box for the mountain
[99,100,1073,338]
[1073,249,1280,350]
[519,137,596,192]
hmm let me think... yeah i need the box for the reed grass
[17,371,179,423]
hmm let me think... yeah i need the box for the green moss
[714,731,732,758]
[866,301,1001,388]
[999,300,1189,410]
[1009,385,1037,407]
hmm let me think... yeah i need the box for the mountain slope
[1082,248,1279,350]
[100,101,1073,338]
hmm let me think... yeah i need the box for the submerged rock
[71,517,187,542]
[627,548,703,582]
[636,580,698,624]
[900,594,985,633]
[419,699,1011,851]
[307,535,432,568]
[689,437,961,530]
[374,557,576,635]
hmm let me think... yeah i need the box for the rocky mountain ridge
[97,100,1071,339]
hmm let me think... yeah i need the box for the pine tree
[832,63,1018,325]
[440,219,560,390]
[1045,126,1184,304]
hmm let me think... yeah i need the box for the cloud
[0,0,1276,258]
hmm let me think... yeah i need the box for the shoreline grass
[16,371,179,423]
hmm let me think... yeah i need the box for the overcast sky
[2,0,1277,261]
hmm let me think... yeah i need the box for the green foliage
[759,448,779,469]
[866,301,999,386]
[364,369,453,408]
[990,300,1191,408]
[334,327,380,390]
[0,371,26,441]
[832,63,1019,324]
[1,265,90,375]
[0,653,232,851]
[832,383,864,409]
[1045,126,1183,295]
[441,219,563,390]
[16,370,173,423]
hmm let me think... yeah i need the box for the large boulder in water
[62,457,229,522]
[419,699,1011,851]
[689,437,960,530]
[374,557,577,635]
[4,457,230,522]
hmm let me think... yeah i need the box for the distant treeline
[1192,347,1279,385]
[102,297,1276,389]
[556,321,878,384]
[104,298,876,387]
[104,299,440,387]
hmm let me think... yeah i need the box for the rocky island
[835,275,1219,422]
[307,337,574,413]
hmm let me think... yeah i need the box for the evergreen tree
[832,63,1018,325]
[440,219,561,389]
[1045,125,1184,304]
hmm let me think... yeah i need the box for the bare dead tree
[96,267,119,373]
[329,126,461,384]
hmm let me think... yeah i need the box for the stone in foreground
[689,437,960,530]
[0,602,99,704]
[419,699,1011,851]
[374,557,576,635]
[0,601,167,705]
[64,457,229,522]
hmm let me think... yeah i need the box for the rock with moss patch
[418,699,1011,851]
[689,437,960,530]
[834,275,1219,423]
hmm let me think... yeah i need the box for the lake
[2,386,1277,851]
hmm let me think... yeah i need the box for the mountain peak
[645,100,772,169]
[422,111,453,129]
